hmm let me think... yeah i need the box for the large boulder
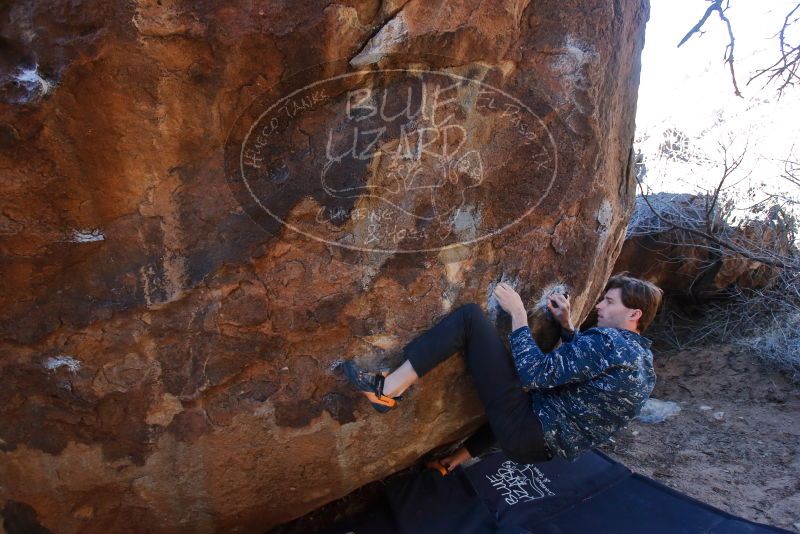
[614,194,792,300]
[0,0,649,531]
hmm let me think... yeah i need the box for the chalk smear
[43,355,81,373]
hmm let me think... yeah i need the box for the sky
[635,0,800,215]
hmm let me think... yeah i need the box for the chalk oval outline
[237,68,559,254]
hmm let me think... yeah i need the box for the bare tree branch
[678,1,719,47]
[679,0,743,97]
[705,140,746,233]
[748,3,800,96]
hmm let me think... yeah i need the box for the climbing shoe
[341,360,401,413]
[426,459,451,477]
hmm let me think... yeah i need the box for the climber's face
[595,288,642,332]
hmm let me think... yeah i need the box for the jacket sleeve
[508,326,618,389]
[560,326,580,344]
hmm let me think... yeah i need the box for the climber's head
[596,273,663,333]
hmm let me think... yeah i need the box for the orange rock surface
[0,0,648,530]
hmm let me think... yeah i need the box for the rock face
[614,195,791,300]
[0,0,649,531]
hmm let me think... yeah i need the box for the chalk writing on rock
[226,67,558,254]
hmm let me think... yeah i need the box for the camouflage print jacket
[508,325,656,460]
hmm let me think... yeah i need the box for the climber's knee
[458,302,483,320]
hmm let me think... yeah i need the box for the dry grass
[647,269,800,382]
[629,186,800,381]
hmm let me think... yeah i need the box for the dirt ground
[600,343,800,533]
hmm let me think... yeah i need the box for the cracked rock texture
[0,0,649,531]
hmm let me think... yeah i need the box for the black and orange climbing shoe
[426,459,451,477]
[341,360,401,413]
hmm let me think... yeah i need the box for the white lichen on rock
[552,36,597,79]
[43,355,81,373]
[70,229,105,242]
[350,13,409,67]
[536,281,570,313]
[451,205,482,241]
[14,65,53,102]
[486,273,521,321]
[596,199,613,235]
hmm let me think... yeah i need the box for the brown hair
[604,272,664,332]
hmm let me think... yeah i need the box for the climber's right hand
[547,292,574,331]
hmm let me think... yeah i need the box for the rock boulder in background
[614,194,792,300]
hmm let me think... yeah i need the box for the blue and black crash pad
[323,449,792,534]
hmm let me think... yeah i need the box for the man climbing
[342,273,663,470]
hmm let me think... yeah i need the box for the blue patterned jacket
[508,325,656,460]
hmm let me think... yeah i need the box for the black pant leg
[403,303,551,463]
[402,303,480,377]
[463,422,498,457]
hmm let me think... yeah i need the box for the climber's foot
[341,360,401,413]
[426,459,451,477]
